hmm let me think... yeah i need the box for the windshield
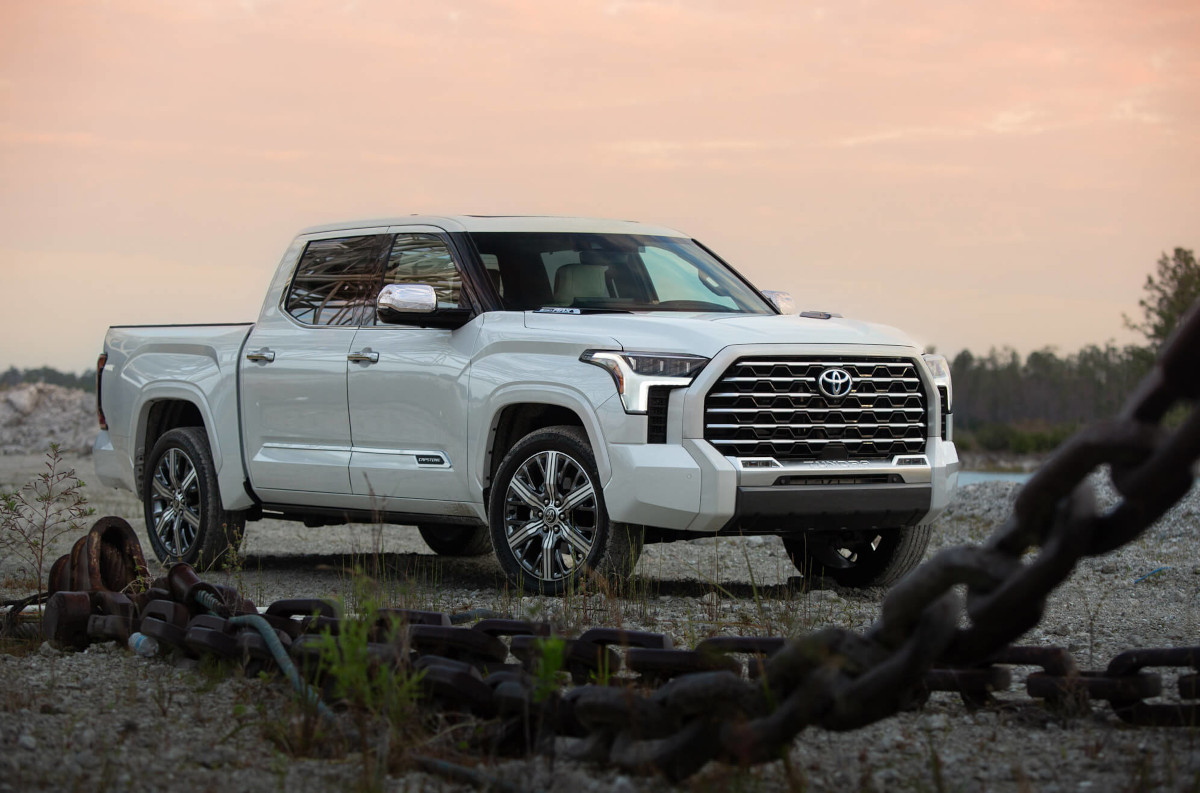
[469,232,774,314]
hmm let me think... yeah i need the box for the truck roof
[298,215,690,237]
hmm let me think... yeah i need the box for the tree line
[952,247,1197,454]
[949,344,1152,453]
[1,366,95,392]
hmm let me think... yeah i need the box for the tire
[417,524,492,557]
[488,425,642,595]
[143,427,246,568]
[783,525,931,589]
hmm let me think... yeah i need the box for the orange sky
[2,0,1197,372]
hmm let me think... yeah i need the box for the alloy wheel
[149,447,202,558]
[502,449,598,582]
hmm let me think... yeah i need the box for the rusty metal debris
[47,515,150,597]
[16,299,1200,780]
[2,515,151,641]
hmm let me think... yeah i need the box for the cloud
[605,140,777,155]
[1111,99,1165,125]
[985,109,1041,134]
[835,126,975,148]
[0,124,100,148]
[836,108,1075,148]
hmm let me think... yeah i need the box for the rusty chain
[14,300,1200,780]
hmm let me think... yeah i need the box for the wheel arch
[476,392,612,503]
[132,384,253,511]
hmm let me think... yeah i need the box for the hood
[522,311,919,357]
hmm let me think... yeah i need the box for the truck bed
[96,322,256,509]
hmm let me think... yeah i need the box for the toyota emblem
[817,368,853,399]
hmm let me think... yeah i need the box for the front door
[346,228,480,511]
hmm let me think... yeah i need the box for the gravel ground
[2,453,1199,792]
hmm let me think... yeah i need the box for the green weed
[0,444,94,601]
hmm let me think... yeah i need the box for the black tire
[417,524,492,557]
[143,427,246,568]
[488,425,642,595]
[783,525,931,589]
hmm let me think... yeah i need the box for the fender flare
[471,385,613,500]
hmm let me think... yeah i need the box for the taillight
[96,353,108,430]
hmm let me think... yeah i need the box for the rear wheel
[783,525,931,588]
[143,427,245,568]
[488,425,642,595]
[417,524,492,556]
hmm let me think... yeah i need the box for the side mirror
[378,283,437,314]
[376,284,472,329]
[761,290,797,315]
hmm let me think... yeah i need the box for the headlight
[580,350,709,414]
[921,353,953,412]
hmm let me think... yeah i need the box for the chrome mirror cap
[761,290,797,314]
[378,283,437,315]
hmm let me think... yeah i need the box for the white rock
[5,385,40,416]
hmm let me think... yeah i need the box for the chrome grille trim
[708,406,926,414]
[703,356,929,461]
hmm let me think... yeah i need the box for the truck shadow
[239,551,850,602]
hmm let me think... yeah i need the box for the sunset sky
[2,0,1197,373]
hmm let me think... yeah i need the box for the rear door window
[285,235,387,326]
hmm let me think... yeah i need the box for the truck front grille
[704,356,928,461]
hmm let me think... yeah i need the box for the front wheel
[783,525,931,589]
[488,426,642,595]
[143,427,246,568]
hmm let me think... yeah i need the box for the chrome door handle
[245,348,275,363]
[347,350,379,364]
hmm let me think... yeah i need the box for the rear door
[241,230,391,498]
[346,226,481,509]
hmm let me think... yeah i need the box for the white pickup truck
[94,216,958,593]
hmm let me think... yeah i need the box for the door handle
[348,350,379,364]
[245,348,275,363]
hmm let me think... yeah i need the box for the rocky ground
[957,450,1047,473]
[0,384,95,456]
[1,451,1198,791]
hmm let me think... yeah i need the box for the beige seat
[553,263,610,305]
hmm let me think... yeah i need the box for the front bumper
[599,342,959,534]
[604,437,958,533]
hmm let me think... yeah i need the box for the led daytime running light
[580,350,708,414]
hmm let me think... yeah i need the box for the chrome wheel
[149,447,202,558]
[502,449,597,582]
